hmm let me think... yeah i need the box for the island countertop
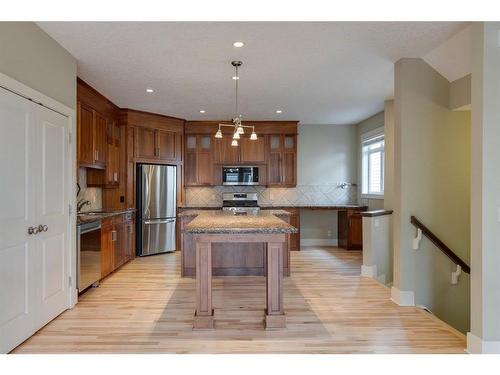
[184,210,298,234]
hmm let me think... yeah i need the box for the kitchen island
[184,210,297,329]
[179,209,295,277]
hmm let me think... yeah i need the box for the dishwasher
[77,220,102,293]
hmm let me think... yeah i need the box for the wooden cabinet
[240,136,266,163]
[338,210,364,250]
[135,126,181,162]
[77,102,108,169]
[267,135,297,187]
[185,135,213,186]
[213,136,239,164]
[136,126,156,159]
[101,213,135,279]
[286,208,300,251]
[213,135,266,164]
[101,219,115,278]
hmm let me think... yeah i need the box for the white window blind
[362,130,385,197]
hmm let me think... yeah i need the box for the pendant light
[215,60,258,144]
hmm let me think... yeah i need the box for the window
[361,129,384,198]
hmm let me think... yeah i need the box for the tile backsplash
[185,184,357,207]
[77,167,102,212]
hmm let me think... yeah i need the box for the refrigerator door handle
[144,219,176,225]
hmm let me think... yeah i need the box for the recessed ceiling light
[233,41,245,48]
[276,110,283,114]
[146,88,154,93]
[232,76,239,80]
[199,110,206,113]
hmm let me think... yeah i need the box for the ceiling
[38,22,469,124]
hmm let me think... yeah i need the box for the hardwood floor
[13,247,466,354]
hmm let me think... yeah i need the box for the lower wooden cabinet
[338,210,363,250]
[101,212,135,279]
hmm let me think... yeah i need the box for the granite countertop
[180,205,368,210]
[178,208,292,217]
[184,210,298,234]
[77,209,135,225]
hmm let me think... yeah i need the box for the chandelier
[214,61,257,146]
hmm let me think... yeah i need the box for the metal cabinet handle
[112,230,117,242]
[114,172,118,182]
[96,150,99,161]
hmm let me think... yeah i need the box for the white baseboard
[390,286,415,306]
[361,264,377,278]
[467,332,500,354]
[300,238,338,247]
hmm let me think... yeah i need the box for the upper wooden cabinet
[185,135,213,186]
[267,134,297,187]
[213,135,266,164]
[239,136,266,163]
[124,110,183,163]
[184,121,298,187]
[77,102,108,169]
[213,136,239,164]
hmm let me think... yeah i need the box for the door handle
[112,230,117,241]
[28,226,39,235]
[144,219,176,225]
[38,224,48,233]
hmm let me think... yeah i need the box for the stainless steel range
[222,192,260,214]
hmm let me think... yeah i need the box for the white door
[0,87,70,353]
[0,87,38,353]
[34,104,70,327]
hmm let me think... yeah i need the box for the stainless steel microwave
[222,166,259,186]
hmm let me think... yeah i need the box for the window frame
[361,126,385,200]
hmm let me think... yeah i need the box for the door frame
[0,72,78,309]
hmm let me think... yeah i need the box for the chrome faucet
[77,199,91,213]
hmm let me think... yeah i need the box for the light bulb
[250,131,258,140]
[231,139,238,147]
[215,129,223,138]
[233,132,240,140]
[236,125,244,134]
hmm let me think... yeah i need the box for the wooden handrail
[410,216,470,274]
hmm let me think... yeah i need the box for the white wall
[393,58,471,333]
[297,124,358,244]
[468,22,500,353]
[0,22,76,110]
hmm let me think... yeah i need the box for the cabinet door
[101,224,114,278]
[348,213,363,250]
[282,151,296,186]
[289,210,300,251]
[197,136,213,185]
[77,103,94,165]
[214,136,239,164]
[184,152,197,186]
[114,222,126,269]
[136,126,156,159]
[282,136,296,186]
[94,113,107,167]
[157,129,176,160]
[267,135,282,185]
[125,220,134,261]
[240,136,265,163]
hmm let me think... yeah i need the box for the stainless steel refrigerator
[137,164,177,256]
